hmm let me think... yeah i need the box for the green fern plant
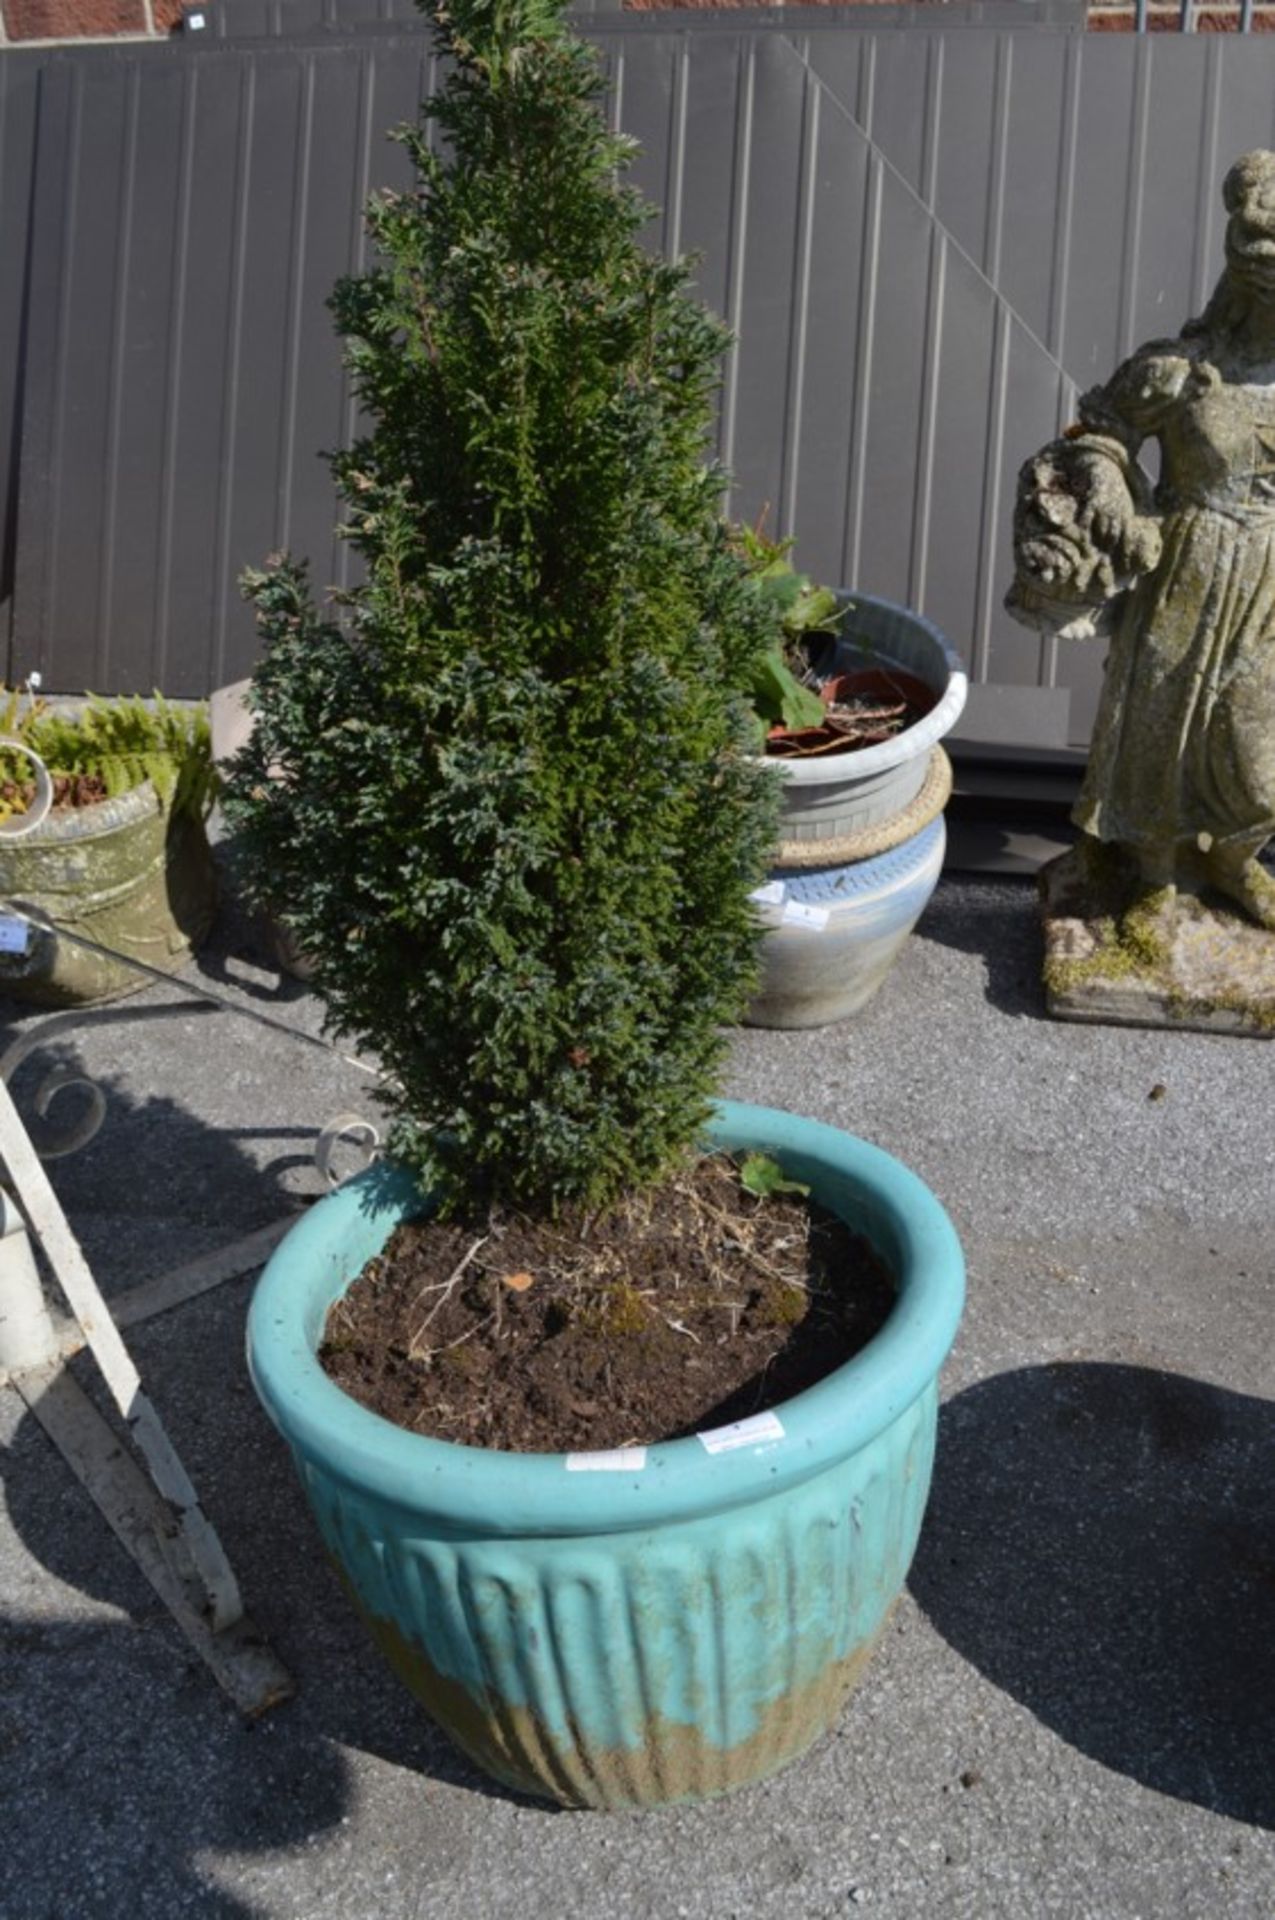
[0,691,216,823]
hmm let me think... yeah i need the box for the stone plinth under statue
[1040,843,1275,1036]
[1008,149,1275,1033]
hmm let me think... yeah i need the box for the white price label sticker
[697,1411,785,1455]
[0,915,29,954]
[781,900,830,931]
[566,1447,648,1472]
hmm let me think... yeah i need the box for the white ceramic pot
[772,593,967,855]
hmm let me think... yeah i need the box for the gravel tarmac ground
[2,872,1272,1920]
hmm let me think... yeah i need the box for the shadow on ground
[2,1246,551,1914]
[192,883,314,1009]
[0,1601,350,1920]
[910,1362,1275,1828]
[0,1052,519,1919]
[917,875,1048,1021]
[0,1023,379,1298]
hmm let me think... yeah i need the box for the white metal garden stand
[0,741,377,1715]
[0,1092,294,1712]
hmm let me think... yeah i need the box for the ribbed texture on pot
[774,746,952,869]
[295,1383,937,1810]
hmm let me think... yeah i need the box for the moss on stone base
[1040,841,1275,1035]
[1041,843,1175,1000]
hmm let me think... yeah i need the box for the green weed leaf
[738,1152,810,1200]
[749,651,825,731]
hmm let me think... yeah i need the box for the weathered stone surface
[1040,846,1275,1035]
[1010,148,1275,1026]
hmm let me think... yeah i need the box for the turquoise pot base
[363,1579,895,1808]
[248,1103,965,1809]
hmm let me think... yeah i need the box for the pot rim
[767,592,968,789]
[247,1101,965,1537]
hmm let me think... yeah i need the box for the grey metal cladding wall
[693,28,1275,745]
[790,29,1275,740]
[609,27,1074,732]
[13,37,435,694]
[0,56,43,652]
[12,24,1275,720]
[188,0,1086,41]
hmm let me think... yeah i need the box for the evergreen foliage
[223,0,784,1215]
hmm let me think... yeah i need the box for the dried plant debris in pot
[766,666,938,760]
[1,773,110,812]
[320,1154,896,1453]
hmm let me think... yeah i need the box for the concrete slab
[2,877,1273,1918]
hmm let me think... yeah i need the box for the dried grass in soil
[320,1154,896,1453]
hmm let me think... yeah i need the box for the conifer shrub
[223,0,784,1216]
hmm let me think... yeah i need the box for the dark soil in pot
[319,1154,896,1452]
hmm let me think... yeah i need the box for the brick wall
[2,0,1270,63]
[2,0,183,43]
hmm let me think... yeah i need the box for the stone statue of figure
[1007,148,1275,932]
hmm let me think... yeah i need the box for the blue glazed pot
[748,816,947,1029]
[247,1102,965,1809]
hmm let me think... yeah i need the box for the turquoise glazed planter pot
[247,1102,964,1809]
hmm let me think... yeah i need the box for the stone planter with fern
[0,693,217,1006]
